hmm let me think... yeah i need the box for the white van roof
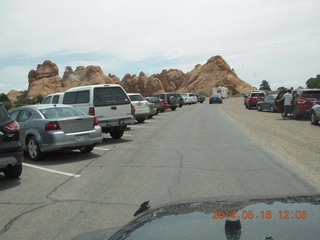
[65,84,122,92]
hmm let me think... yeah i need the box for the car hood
[72,195,320,240]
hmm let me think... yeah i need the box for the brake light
[131,104,136,115]
[89,107,95,116]
[297,98,306,104]
[4,121,20,131]
[17,154,24,160]
[93,117,99,126]
[45,121,61,131]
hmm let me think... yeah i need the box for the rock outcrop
[7,90,23,102]
[22,56,255,100]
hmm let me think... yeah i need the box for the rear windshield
[251,93,265,97]
[40,107,84,119]
[129,95,145,101]
[94,87,130,106]
[189,94,195,97]
[301,91,320,98]
[147,97,159,103]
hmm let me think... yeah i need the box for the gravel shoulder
[220,98,320,186]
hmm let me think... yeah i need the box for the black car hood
[73,195,320,240]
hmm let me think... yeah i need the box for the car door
[10,109,32,148]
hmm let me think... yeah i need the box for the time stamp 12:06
[212,210,309,220]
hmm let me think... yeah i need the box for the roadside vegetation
[0,91,43,110]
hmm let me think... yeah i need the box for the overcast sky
[0,0,319,94]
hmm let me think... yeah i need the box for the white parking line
[94,147,110,151]
[23,163,81,177]
[123,134,134,137]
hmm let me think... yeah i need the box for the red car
[244,91,266,109]
[159,99,168,112]
[292,89,320,119]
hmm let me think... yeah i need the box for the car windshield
[129,95,145,101]
[40,107,85,119]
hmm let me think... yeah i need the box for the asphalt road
[1,100,319,240]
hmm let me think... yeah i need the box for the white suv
[63,84,135,139]
[127,93,150,123]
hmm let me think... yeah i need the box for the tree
[0,93,10,102]
[277,87,288,92]
[306,74,320,88]
[259,80,271,91]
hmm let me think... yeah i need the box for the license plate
[75,134,89,142]
[108,122,119,127]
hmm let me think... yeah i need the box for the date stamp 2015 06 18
[212,210,309,220]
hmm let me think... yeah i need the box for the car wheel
[109,130,124,139]
[27,136,43,161]
[311,111,319,125]
[155,109,158,115]
[247,104,251,110]
[160,109,165,112]
[200,101,203,103]
[147,115,153,119]
[170,107,177,111]
[257,105,262,111]
[3,163,22,179]
[270,105,274,112]
[137,118,145,123]
[79,145,95,153]
[293,107,299,120]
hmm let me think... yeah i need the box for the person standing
[278,90,293,119]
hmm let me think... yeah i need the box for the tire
[3,163,22,179]
[27,136,43,161]
[200,101,203,103]
[79,145,95,153]
[247,104,251,110]
[311,111,319,125]
[155,109,158,115]
[170,107,177,111]
[147,115,153,119]
[109,130,124,139]
[257,105,262,111]
[270,105,274,112]
[136,118,145,123]
[292,107,299,120]
[160,109,165,113]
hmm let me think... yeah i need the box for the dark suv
[151,93,179,110]
[0,103,23,178]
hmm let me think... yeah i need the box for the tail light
[45,121,61,131]
[4,121,20,131]
[89,107,95,116]
[131,104,136,115]
[17,154,24,160]
[93,117,99,126]
[297,98,306,104]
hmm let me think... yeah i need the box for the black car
[196,93,205,103]
[151,93,179,110]
[209,94,223,104]
[0,102,23,178]
[257,94,278,112]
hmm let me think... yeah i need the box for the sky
[0,0,319,94]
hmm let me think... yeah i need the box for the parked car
[257,94,278,112]
[291,89,320,119]
[181,93,197,104]
[147,102,157,119]
[151,93,179,110]
[311,101,320,125]
[176,93,184,107]
[196,94,205,103]
[145,97,162,113]
[41,92,64,104]
[0,102,23,178]
[128,93,150,123]
[159,99,169,112]
[10,104,103,161]
[244,91,266,109]
[62,84,135,139]
[209,94,223,104]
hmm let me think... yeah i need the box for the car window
[93,87,129,106]
[251,93,265,97]
[9,110,20,121]
[63,90,90,104]
[129,95,145,101]
[189,94,195,97]
[18,110,32,122]
[52,95,60,104]
[301,91,320,98]
[42,96,52,104]
[40,107,84,119]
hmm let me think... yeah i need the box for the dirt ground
[220,98,320,186]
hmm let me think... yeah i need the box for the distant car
[10,104,103,161]
[181,93,197,104]
[128,93,150,123]
[257,94,278,112]
[209,94,223,104]
[196,94,205,103]
[310,101,320,125]
[0,103,23,178]
[151,93,179,110]
[41,92,64,104]
[244,91,266,109]
[147,102,157,119]
[145,97,162,113]
[291,89,320,119]
[159,99,169,112]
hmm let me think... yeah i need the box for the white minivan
[62,84,135,139]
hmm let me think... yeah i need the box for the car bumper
[0,148,23,169]
[39,128,103,153]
